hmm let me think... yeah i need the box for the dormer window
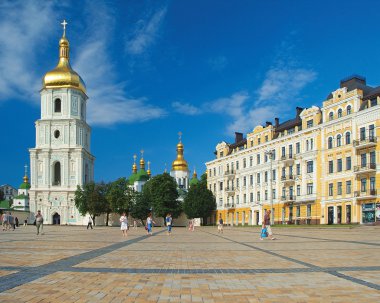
[328,112,333,121]
[337,109,342,118]
[347,105,352,115]
[54,98,61,113]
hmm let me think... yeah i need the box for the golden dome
[23,175,29,183]
[172,140,189,171]
[147,161,151,177]
[132,154,137,174]
[42,22,86,94]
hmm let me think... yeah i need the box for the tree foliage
[183,178,216,223]
[74,182,107,224]
[143,173,181,219]
[106,177,134,215]
[129,191,151,225]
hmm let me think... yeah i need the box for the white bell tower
[29,20,95,225]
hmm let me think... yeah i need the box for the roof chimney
[275,117,279,127]
[234,132,243,143]
[296,107,303,116]
[265,121,272,127]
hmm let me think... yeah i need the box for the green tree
[129,191,151,225]
[74,182,107,225]
[106,177,134,215]
[144,173,181,220]
[183,178,216,225]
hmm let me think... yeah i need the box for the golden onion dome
[172,141,189,171]
[140,157,145,170]
[147,161,151,177]
[132,163,137,174]
[42,22,86,94]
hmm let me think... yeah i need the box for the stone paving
[0,225,379,302]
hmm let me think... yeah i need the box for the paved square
[0,225,379,302]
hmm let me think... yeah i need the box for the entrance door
[346,205,351,223]
[53,213,60,225]
[337,206,342,224]
[328,207,334,225]
[255,211,260,225]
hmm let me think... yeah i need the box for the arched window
[337,109,342,118]
[329,112,334,121]
[54,98,61,113]
[346,132,351,145]
[53,162,61,186]
[347,105,352,115]
[337,134,342,147]
[328,137,333,149]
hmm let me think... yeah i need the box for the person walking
[146,213,155,236]
[23,217,28,227]
[35,210,44,235]
[2,212,8,231]
[87,217,93,229]
[120,212,128,237]
[15,217,19,228]
[218,214,224,234]
[133,220,137,230]
[260,209,275,240]
[165,213,172,235]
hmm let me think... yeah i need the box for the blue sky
[1,0,380,187]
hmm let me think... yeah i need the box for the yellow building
[206,75,379,225]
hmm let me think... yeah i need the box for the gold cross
[61,20,68,36]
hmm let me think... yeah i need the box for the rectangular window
[250,175,253,186]
[213,168,216,176]
[243,158,247,168]
[219,151,223,157]
[236,178,239,188]
[307,161,313,173]
[297,185,301,196]
[257,154,260,165]
[282,146,286,157]
[272,169,276,181]
[265,135,268,142]
[360,127,366,141]
[361,178,367,192]
[329,161,333,174]
[329,183,333,196]
[209,169,212,177]
[250,156,253,167]
[369,124,375,140]
[257,173,261,184]
[370,98,378,107]
[307,204,311,217]
[370,177,375,190]
[265,190,268,200]
[250,192,253,203]
[361,153,367,167]
[337,159,342,172]
[296,163,301,175]
[289,145,293,157]
[236,161,239,170]
[243,194,247,204]
[296,142,300,153]
[296,206,300,217]
[236,195,239,204]
[243,176,247,186]
[264,154,268,162]
[370,151,376,165]
[337,182,342,195]
[257,191,260,201]
[346,157,351,170]
[307,119,313,128]
[273,189,276,199]
[264,171,268,183]
[258,138,261,145]
[220,182,223,191]
[346,180,351,194]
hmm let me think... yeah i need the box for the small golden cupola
[147,161,151,177]
[132,154,137,174]
[42,20,86,94]
[172,132,189,171]
[139,150,145,170]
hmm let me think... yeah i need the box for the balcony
[281,174,295,185]
[224,203,235,209]
[354,189,377,200]
[353,137,377,149]
[224,170,235,179]
[280,154,294,165]
[354,163,376,175]
[281,195,296,202]
[224,187,235,196]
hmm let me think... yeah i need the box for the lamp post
[265,150,274,225]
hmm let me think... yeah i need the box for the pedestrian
[87,217,93,229]
[188,220,193,231]
[218,214,224,233]
[146,213,155,236]
[2,212,8,231]
[260,209,275,240]
[133,220,137,229]
[15,217,19,228]
[35,210,44,235]
[120,212,128,237]
[24,218,28,227]
[8,213,15,231]
[165,213,172,235]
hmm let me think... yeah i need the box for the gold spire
[139,150,145,170]
[132,154,137,174]
[192,168,197,179]
[23,164,29,183]
[147,161,151,177]
[42,20,86,94]
[172,132,189,171]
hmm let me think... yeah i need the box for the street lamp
[265,150,275,225]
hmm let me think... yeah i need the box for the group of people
[1,212,24,231]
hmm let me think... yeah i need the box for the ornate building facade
[206,75,379,225]
[29,22,95,225]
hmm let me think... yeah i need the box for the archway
[52,213,60,225]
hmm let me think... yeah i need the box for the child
[260,225,268,240]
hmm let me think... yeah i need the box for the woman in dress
[120,212,128,237]
[146,213,155,236]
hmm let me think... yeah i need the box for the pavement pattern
[0,225,379,302]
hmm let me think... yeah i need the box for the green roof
[190,177,199,186]
[135,169,149,182]
[19,182,31,189]
[0,200,11,209]
[128,172,138,185]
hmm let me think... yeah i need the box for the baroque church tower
[29,21,95,225]
[170,132,190,190]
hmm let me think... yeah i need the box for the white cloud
[73,2,166,126]
[0,1,56,102]
[172,101,201,115]
[126,8,167,55]
[257,67,317,105]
